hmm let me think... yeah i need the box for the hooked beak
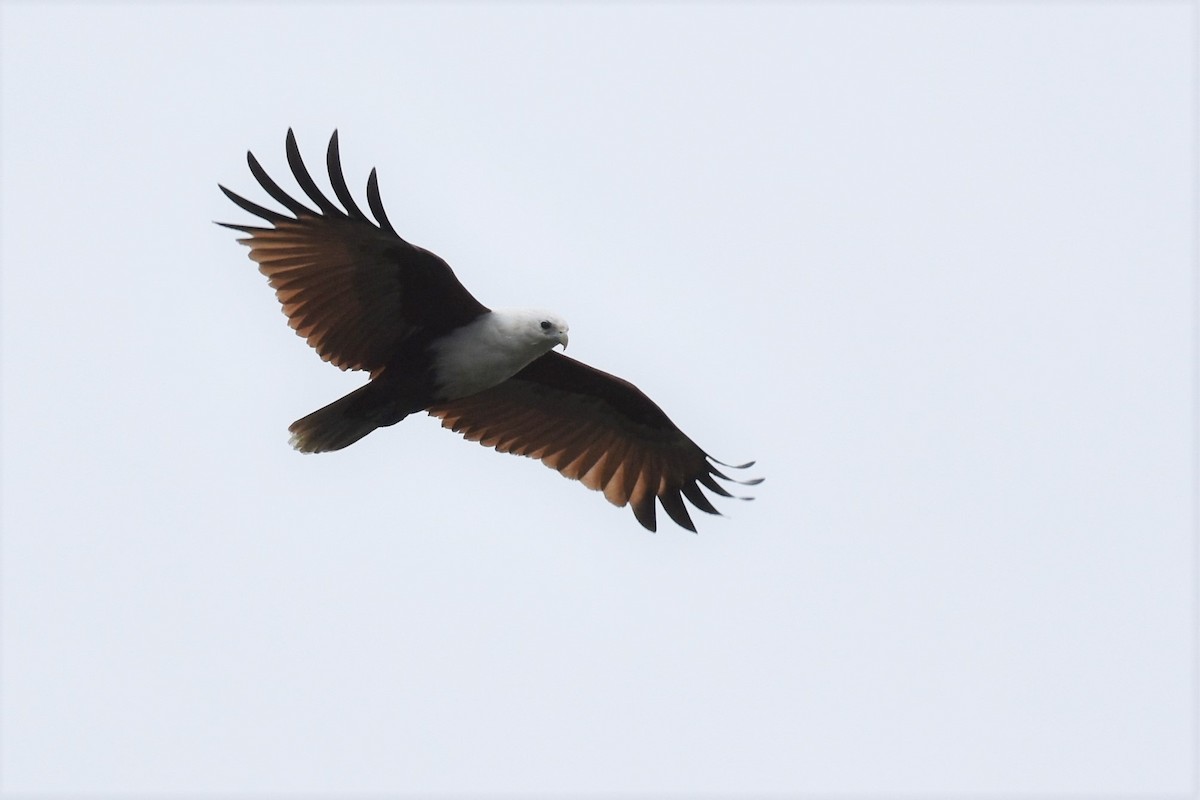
[557,331,569,351]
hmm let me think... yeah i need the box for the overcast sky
[1,2,1194,797]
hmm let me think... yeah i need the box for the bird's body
[220,130,758,531]
[429,309,569,400]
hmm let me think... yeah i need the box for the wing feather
[366,168,398,235]
[606,438,642,506]
[559,430,607,481]
[247,151,314,217]
[629,487,658,532]
[681,482,721,516]
[698,472,735,499]
[659,487,696,533]
[218,185,289,224]
[326,131,369,221]
[285,129,343,216]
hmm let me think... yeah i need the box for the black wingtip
[286,128,342,216]
[631,496,658,532]
[682,482,722,517]
[659,489,697,532]
[366,167,398,234]
[326,130,369,222]
[246,146,315,217]
[699,467,760,504]
[711,458,756,470]
[214,220,265,234]
[709,461,764,486]
[218,183,290,224]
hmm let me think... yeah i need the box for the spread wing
[427,352,760,532]
[218,129,488,374]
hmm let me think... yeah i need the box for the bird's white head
[499,308,570,353]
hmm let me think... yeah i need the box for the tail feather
[287,380,410,453]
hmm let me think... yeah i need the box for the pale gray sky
[1,2,1194,796]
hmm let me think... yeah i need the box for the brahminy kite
[219,130,760,531]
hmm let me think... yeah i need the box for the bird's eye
[540,321,552,330]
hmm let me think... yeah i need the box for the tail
[287,380,412,453]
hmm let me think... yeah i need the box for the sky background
[0,2,1195,797]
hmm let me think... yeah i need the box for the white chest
[429,313,548,400]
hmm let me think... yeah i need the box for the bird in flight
[219,130,759,531]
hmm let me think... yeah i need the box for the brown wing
[427,352,760,532]
[218,129,488,374]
